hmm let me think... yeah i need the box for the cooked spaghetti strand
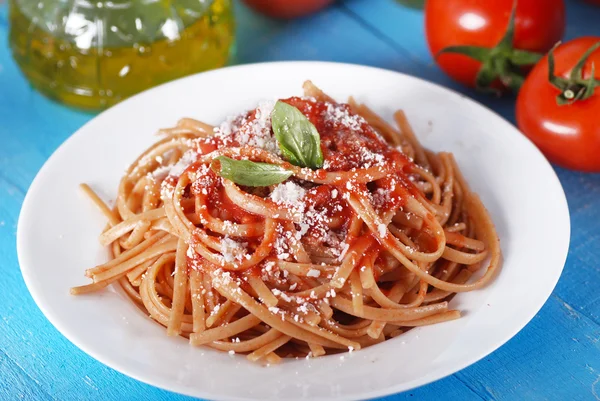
[72,82,501,363]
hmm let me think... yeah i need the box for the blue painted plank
[552,169,600,326]
[234,1,410,70]
[379,377,484,401]
[387,295,600,401]
[454,295,600,401]
[0,349,54,401]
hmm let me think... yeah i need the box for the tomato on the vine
[516,37,600,172]
[425,0,565,93]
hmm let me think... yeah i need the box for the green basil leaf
[211,156,293,187]
[271,101,324,169]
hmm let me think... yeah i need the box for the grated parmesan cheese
[274,228,291,260]
[271,182,326,245]
[307,269,321,278]
[220,236,248,264]
[214,100,281,155]
[323,102,365,132]
[296,223,310,240]
[271,182,306,211]
[215,114,236,137]
[372,188,391,209]
[168,150,197,177]
[151,165,172,181]
[378,223,388,238]
[358,147,385,168]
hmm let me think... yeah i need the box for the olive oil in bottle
[9,0,235,110]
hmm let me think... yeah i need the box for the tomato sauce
[177,95,432,268]
[283,97,400,171]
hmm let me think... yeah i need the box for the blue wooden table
[1,1,600,400]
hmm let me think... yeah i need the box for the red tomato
[516,37,600,172]
[242,0,334,19]
[425,0,565,91]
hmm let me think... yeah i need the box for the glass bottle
[9,0,235,110]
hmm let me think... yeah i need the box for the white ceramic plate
[17,62,570,401]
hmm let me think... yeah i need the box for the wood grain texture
[0,1,599,400]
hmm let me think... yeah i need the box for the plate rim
[17,60,571,401]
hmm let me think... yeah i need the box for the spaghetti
[73,81,501,363]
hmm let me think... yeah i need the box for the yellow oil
[9,0,235,110]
